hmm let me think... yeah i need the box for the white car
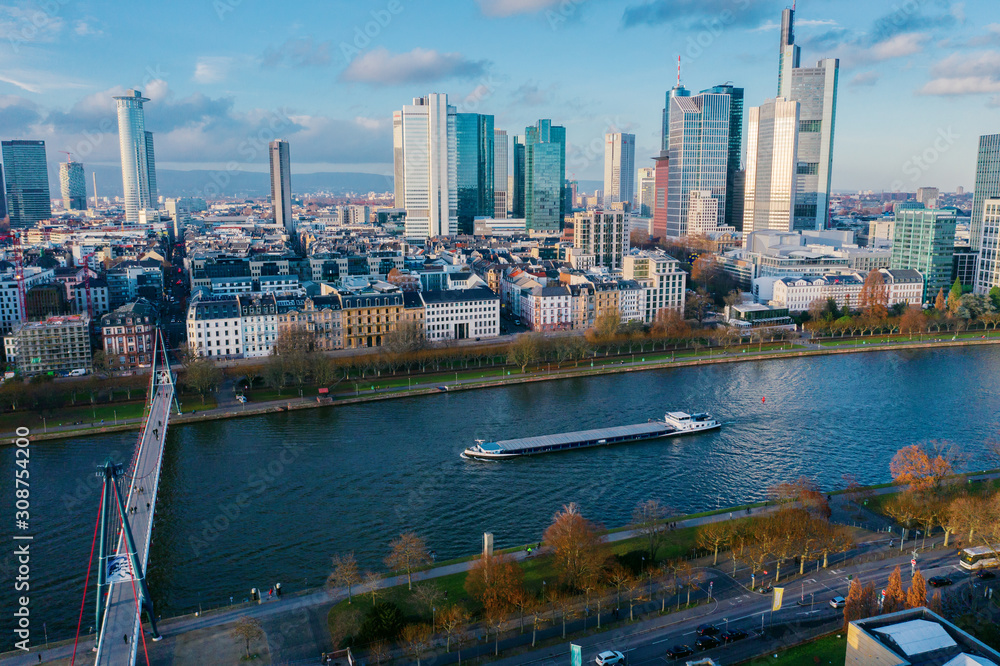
[595,650,625,665]
[830,596,846,609]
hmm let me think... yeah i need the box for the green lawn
[737,632,846,665]
[0,400,149,432]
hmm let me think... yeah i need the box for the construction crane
[59,150,75,162]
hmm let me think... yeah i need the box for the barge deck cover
[480,422,671,454]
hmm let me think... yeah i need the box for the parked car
[928,576,953,587]
[695,636,720,651]
[595,650,625,665]
[975,569,996,580]
[829,596,847,609]
[665,645,693,659]
[697,624,720,636]
[721,629,748,643]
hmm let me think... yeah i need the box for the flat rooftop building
[847,608,1000,666]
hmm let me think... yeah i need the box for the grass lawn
[0,400,149,432]
[737,632,846,665]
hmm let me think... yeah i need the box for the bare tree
[328,553,362,603]
[230,616,264,660]
[631,499,672,562]
[385,532,432,590]
[507,333,541,373]
[401,623,432,666]
[412,583,445,628]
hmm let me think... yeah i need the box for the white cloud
[193,57,234,84]
[476,0,562,18]
[920,50,1000,95]
[339,48,488,86]
[0,73,41,94]
[869,32,925,61]
[0,6,64,45]
[73,20,104,37]
[849,71,881,87]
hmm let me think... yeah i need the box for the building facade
[890,209,957,302]
[700,84,744,228]
[4,315,92,376]
[971,133,1000,253]
[59,160,87,210]
[186,295,243,358]
[973,197,1000,293]
[1,140,51,228]
[341,291,406,349]
[395,94,457,240]
[269,140,294,236]
[100,300,157,371]
[637,167,655,217]
[456,113,494,235]
[422,287,499,341]
[743,97,799,234]
[239,292,278,358]
[573,210,629,270]
[623,251,687,322]
[493,129,509,219]
[603,132,635,209]
[114,90,156,223]
[525,119,566,233]
[520,285,572,332]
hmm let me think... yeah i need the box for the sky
[0,0,998,193]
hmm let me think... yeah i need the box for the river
[2,345,998,647]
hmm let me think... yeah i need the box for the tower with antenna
[662,55,691,153]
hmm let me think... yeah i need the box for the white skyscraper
[637,167,655,217]
[393,94,457,240]
[494,129,509,219]
[114,89,157,223]
[603,132,636,209]
[743,97,800,234]
[269,140,293,236]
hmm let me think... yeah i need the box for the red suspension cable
[70,488,104,665]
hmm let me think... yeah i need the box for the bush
[354,601,405,646]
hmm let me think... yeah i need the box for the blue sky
[1,0,997,192]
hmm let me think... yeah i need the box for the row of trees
[842,566,939,629]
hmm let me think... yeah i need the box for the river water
[2,345,998,647]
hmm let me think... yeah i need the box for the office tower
[890,209,957,302]
[743,98,799,234]
[637,167,655,217]
[701,84,744,228]
[524,119,566,233]
[145,131,158,206]
[0,164,7,220]
[732,170,745,232]
[666,91,730,237]
[777,5,839,231]
[268,140,293,236]
[456,113,494,234]
[662,58,691,152]
[971,134,1000,253]
[603,132,636,209]
[114,90,157,223]
[1,140,51,228]
[573,210,629,270]
[393,111,404,207]
[916,187,939,209]
[494,129,508,219]
[512,136,525,218]
[687,190,720,235]
[393,94,457,240]
[976,198,1000,293]
[566,180,578,210]
[652,152,669,239]
[59,159,86,210]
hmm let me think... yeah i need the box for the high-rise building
[637,167,655,217]
[662,63,691,153]
[456,113,494,234]
[971,134,1000,253]
[975,198,1000,293]
[393,94,457,240]
[652,152,669,239]
[0,164,6,220]
[667,91,730,237]
[777,6,839,232]
[1,140,51,228]
[743,98,799,234]
[494,129,508,219]
[890,209,957,302]
[524,119,566,233]
[573,210,629,270]
[701,84,744,228]
[145,131,158,206]
[512,136,525,219]
[269,140,294,236]
[603,132,636,209]
[114,90,157,223]
[59,160,86,210]
[916,187,939,209]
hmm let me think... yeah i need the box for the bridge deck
[94,384,174,664]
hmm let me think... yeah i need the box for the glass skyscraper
[662,84,691,152]
[0,164,7,221]
[971,134,1000,292]
[666,92,730,237]
[524,119,566,233]
[59,160,87,210]
[456,113,494,235]
[114,89,157,223]
[701,84,744,229]
[493,129,508,219]
[512,136,525,219]
[1,140,51,228]
[269,140,293,235]
[890,209,957,302]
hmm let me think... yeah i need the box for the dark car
[721,629,748,643]
[665,645,694,659]
[927,576,953,587]
[695,635,720,651]
[976,569,996,580]
[697,624,720,636]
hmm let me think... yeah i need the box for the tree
[368,640,391,665]
[696,522,732,566]
[990,285,1000,312]
[328,553,362,603]
[507,333,540,373]
[948,278,963,315]
[184,356,223,403]
[92,350,112,376]
[401,623,432,666]
[899,306,927,338]
[383,320,427,355]
[858,270,889,319]
[631,499,672,562]
[385,532,431,590]
[906,570,927,609]
[593,307,622,341]
[843,579,877,629]
[883,566,906,614]
[364,571,383,604]
[769,477,831,520]
[263,354,286,395]
[724,289,744,308]
[412,583,445,627]
[438,604,468,653]
[230,616,264,660]
[890,444,953,494]
[464,553,523,612]
[935,288,947,312]
[652,309,690,340]
[542,502,604,590]
[685,288,712,324]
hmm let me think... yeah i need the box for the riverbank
[5,334,998,444]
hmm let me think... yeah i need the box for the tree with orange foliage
[889,444,954,494]
[906,570,927,609]
[464,553,524,612]
[858,270,889,319]
[768,477,832,520]
[899,306,928,339]
[935,288,947,312]
[883,566,906,614]
[542,503,604,590]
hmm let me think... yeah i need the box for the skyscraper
[512,136,525,219]
[573,210,629,270]
[393,94,457,240]
[114,90,157,223]
[1,140,51,228]
[777,6,839,231]
[743,98,799,234]
[494,129,508,219]
[652,153,669,239]
[0,164,7,221]
[662,59,691,152]
[145,131,158,206]
[637,167,655,217]
[667,91,730,237]
[524,119,566,233]
[269,140,293,236]
[890,209,957,302]
[456,113,494,234]
[59,159,86,210]
[971,134,1000,253]
[603,132,636,209]
[701,84,744,229]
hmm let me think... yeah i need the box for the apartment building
[4,315,92,376]
[100,300,158,370]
